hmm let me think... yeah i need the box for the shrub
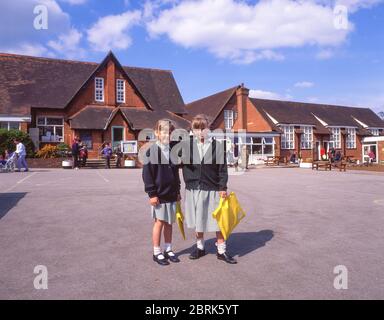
[36,145,59,159]
[56,143,71,157]
[0,129,35,158]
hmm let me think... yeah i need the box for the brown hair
[191,114,210,130]
[155,119,176,133]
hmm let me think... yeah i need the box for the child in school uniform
[142,119,181,266]
[181,114,237,264]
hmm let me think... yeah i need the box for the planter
[124,160,136,168]
[62,160,73,169]
[300,162,312,169]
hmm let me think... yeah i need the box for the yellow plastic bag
[176,202,186,240]
[212,192,246,241]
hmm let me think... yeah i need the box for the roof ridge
[165,110,190,123]
[186,86,239,106]
[0,52,98,65]
[250,97,372,110]
[123,65,172,73]
[0,53,173,72]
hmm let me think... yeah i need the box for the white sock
[164,243,175,256]
[217,242,226,255]
[196,238,205,250]
[153,246,165,260]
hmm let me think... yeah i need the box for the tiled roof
[185,86,238,121]
[69,106,190,131]
[0,52,186,116]
[250,98,384,131]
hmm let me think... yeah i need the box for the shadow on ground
[0,193,27,220]
[177,230,274,258]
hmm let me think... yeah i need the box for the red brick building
[0,52,189,158]
[186,85,384,165]
[1,52,384,164]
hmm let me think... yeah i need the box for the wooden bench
[265,156,287,166]
[333,161,347,172]
[312,160,332,171]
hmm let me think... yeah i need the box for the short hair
[191,114,210,130]
[155,119,176,133]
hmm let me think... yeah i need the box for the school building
[0,51,189,158]
[186,85,384,165]
[1,52,384,164]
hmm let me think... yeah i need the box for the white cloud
[1,43,50,57]
[316,49,334,59]
[48,28,84,58]
[146,0,354,64]
[0,0,86,58]
[332,0,383,12]
[58,0,87,5]
[249,89,293,101]
[294,81,315,88]
[87,10,142,52]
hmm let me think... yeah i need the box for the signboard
[121,140,138,154]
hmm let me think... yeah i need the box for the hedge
[0,129,35,158]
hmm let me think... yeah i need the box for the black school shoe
[189,248,206,260]
[153,254,170,266]
[217,252,237,264]
[164,251,180,263]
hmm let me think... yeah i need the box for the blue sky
[1,0,384,113]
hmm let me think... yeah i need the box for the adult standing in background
[71,137,80,170]
[14,138,28,172]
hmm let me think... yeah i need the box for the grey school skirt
[151,202,177,224]
[185,189,220,233]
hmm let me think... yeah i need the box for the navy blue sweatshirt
[142,143,181,203]
[177,137,228,191]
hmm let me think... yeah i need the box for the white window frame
[369,128,380,136]
[116,79,125,103]
[95,77,104,102]
[281,125,295,149]
[37,116,64,142]
[329,127,341,149]
[0,121,21,131]
[224,110,234,130]
[346,128,356,149]
[300,126,313,150]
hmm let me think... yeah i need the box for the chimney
[106,59,116,105]
[236,83,249,130]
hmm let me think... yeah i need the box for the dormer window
[346,128,356,149]
[329,127,341,149]
[224,110,234,130]
[116,79,125,103]
[370,128,380,136]
[95,77,104,102]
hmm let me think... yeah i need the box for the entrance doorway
[363,144,377,164]
[112,126,124,150]
[316,141,329,160]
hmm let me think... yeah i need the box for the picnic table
[265,156,287,166]
[332,160,347,172]
[312,160,332,171]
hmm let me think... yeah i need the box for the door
[112,126,124,150]
[363,144,377,164]
[323,141,329,159]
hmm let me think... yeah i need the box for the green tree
[0,129,35,157]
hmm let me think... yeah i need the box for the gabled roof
[250,98,384,130]
[185,86,239,121]
[69,106,190,131]
[121,108,190,130]
[0,52,186,116]
[69,105,115,130]
[124,66,186,115]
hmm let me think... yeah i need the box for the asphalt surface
[1,167,384,299]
